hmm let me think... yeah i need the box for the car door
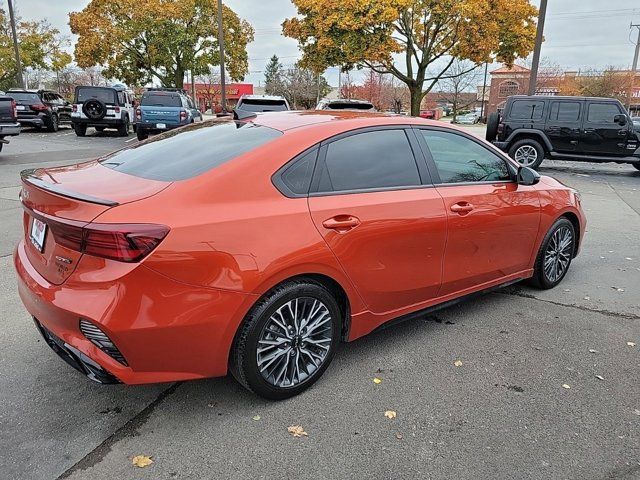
[307,127,448,315]
[415,128,540,297]
[581,101,629,156]
[545,100,582,153]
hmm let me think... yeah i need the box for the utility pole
[479,61,488,120]
[316,72,321,104]
[7,0,24,89]
[528,0,548,96]
[627,23,640,112]
[217,0,227,112]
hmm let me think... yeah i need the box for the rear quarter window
[509,100,545,120]
[99,121,282,181]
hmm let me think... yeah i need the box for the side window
[587,102,622,123]
[509,100,545,120]
[317,130,421,193]
[549,102,581,122]
[420,130,511,184]
[278,149,318,195]
[117,91,125,106]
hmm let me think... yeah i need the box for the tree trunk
[173,67,185,88]
[409,87,423,116]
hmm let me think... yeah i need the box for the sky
[6,0,640,87]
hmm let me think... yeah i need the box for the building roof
[490,65,531,75]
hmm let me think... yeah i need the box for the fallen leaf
[562,384,571,389]
[132,455,153,468]
[252,415,261,421]
[595,375,604,381]
[588,349,599,353]
[625,257,633,260]
[627,342,636,347]
[373,377,382,384]
[634,409,640,416]
[384,410,397,419]
[453,360,463,367]
[395,432,403,440]
[583,296,590,301]
[287,425,308,437]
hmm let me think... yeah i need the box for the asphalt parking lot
[0,124,638,480]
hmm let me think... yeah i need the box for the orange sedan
[14,111,586,399]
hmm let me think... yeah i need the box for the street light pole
[627,23,640,112]
[7,0,24,89]
[217,0,227,112]
[528,0,548,96]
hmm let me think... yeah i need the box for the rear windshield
[76,88,116,104]
[10,92,40,103]
[141,93,182,107]
[99,120,282,181]
[325,102,374,110]
[238,99,288,112]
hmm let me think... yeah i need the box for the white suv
[71,84,135,137]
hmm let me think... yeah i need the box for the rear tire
[95,126,105,132]
[509,139,545,169]
[230,280,341,400]
[529,217,576,289]
[47,114,59,132]
[74,124,87,137]
[136,128,148,141]
[118,116,130,137]
[485,112,500,141]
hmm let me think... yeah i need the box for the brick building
[487,65,532,115]
[183,83,253,111]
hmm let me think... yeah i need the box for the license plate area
[16,105,25,111]
[156,123,166,129]
[30,217,47,252]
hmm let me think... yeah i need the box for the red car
[15,111,586,399]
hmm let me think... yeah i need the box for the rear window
[141,93,182,107]
[75,88,116,104]
[9,92,40,103]
[99,120,282,181]
[237,99,288,112]
[509,100,545,120]
[324,102,374,110]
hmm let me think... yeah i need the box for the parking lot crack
[56,382,181,479]
[496,291,640,321]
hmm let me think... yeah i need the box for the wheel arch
[560,211,581,257]
[506,130,553,153]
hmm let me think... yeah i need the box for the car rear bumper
[18,116,46,127]
[71,118,124,127]
[14,240,253,385]
[137,121,184,131]
[0,122,20,136]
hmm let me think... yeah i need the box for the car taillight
[497,123,504,135]
[114,106,120,113]
[48,220,169,263]
[11,99,17,118]
[31,103,48,112]
[72,104,78,112]
[180,109,187,121]
[135,108,141,120]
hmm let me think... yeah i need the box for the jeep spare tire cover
[486,112,500,141]
[82,99,107,121]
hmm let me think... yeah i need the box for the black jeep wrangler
[486,95,640,170]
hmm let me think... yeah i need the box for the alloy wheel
[543,225,573,283]
[257,297,333,388]
[514,145,538,166]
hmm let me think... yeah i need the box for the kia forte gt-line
[14,111,586,399]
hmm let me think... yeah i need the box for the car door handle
[583,128,595,134]
[322,215,361,232]
[450,202,474,214]
[617,130,628,136]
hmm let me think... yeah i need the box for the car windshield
[324,102,374,110]
[237,99,288,112]
[99,120,282,181]
[76,88,116,104]
[141,93,182,107]
[9,92,40,103]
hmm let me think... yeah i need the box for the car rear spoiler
[20,169,119,207]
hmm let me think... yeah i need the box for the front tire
[136,128,148,141]
[230,280,341,400]
[529,218,576,289]
[632,163,640,171]
[95,126,105,132]
[73,124,87,137]
[509,139,545,169]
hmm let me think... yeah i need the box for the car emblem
[21,188,29,201]
[55,256,73,264]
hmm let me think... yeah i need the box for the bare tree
[437,60,480,122]
[195,68,221,112]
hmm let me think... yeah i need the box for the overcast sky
[7,0,640,86]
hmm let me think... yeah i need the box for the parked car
[632,116,640,130]
[7,89,72,132]
[71,84,135,137]
[316,98,375,111]
[236,94,290,112]
[15,111,586,399]
[0,94,20,152]
[135,89,203,141]
[453,112,480,124]
[419,109,442,120]
[487,95,640,170]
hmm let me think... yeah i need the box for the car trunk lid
[20,162,170,285]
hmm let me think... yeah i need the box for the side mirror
[517,166,540,186]
[614,114,627,126]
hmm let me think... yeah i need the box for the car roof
[508,95,622,103]
[240,94,287,101]
[248,110,448,132]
